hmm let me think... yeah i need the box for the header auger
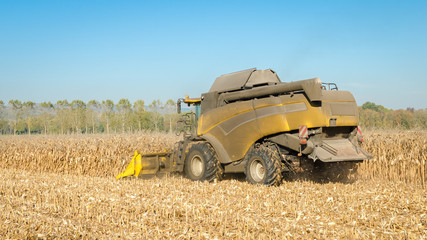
[117,68,371,185]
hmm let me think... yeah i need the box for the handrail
[322,83,338,90]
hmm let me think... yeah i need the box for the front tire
[184,142,223,182]
[245,144,282,186]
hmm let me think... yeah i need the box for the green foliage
[149,100,164,131]
[413,109,427,129]
[133,100,146,131]
[101,100,115,134]
[0,100,5,118]
[361,102,389,113]
[8,100,24,135]
[116,98,132,133]
[9,99,23,109]
[359,102,427,130]
[55,100,72,134]
[87,100,101,134]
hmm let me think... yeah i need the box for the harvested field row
[1,168,425,239]
[0,131,426,185]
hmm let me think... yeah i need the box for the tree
[133,100,145,132]
[40,101,54,135]
[164,99,177,132]
[391,110,413,130]
[102,100,115,134]
[56,100,71,134]
[0,100,7,134]
[413,109,427,129]
[8,100,23,135]
[116,98,132,133]
[360,102,391,129]
[23,101,36,135]
[0,100,4,115]
[87,100,100,134]
[149,100,163,131]
[71,100,86,133]
[361,102,389,113]
[359,108,380,130]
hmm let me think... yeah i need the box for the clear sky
[0,0,426,109]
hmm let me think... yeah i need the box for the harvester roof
[209,68,281,93]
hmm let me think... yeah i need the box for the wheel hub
[191,155,203,177]
[250,159,265,182]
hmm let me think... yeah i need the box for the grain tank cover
[209,68,281,93]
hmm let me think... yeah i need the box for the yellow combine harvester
[117,68,371,185]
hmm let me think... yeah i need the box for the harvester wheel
[184,143,223,182]
[244,145,282,186]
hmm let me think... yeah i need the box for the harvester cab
[177,95,202,117]
[117,68,372,185]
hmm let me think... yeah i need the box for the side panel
[198,91,359,163]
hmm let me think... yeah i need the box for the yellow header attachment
[116,151,174,179]
[116,151,142,179]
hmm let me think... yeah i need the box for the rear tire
[184,142,223,182]
[244,144,282,186]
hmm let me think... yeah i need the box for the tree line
[0,99,180,135]
[359,102,427,130]
[0,99,425,135]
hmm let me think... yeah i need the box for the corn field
[0,131,426,239]
[0,133,180,178]
[359,131,427,186]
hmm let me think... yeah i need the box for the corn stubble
[0,131,426,239]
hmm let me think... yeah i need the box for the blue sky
[0,0,426,109]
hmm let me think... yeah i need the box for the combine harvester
[117,68,371,185]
